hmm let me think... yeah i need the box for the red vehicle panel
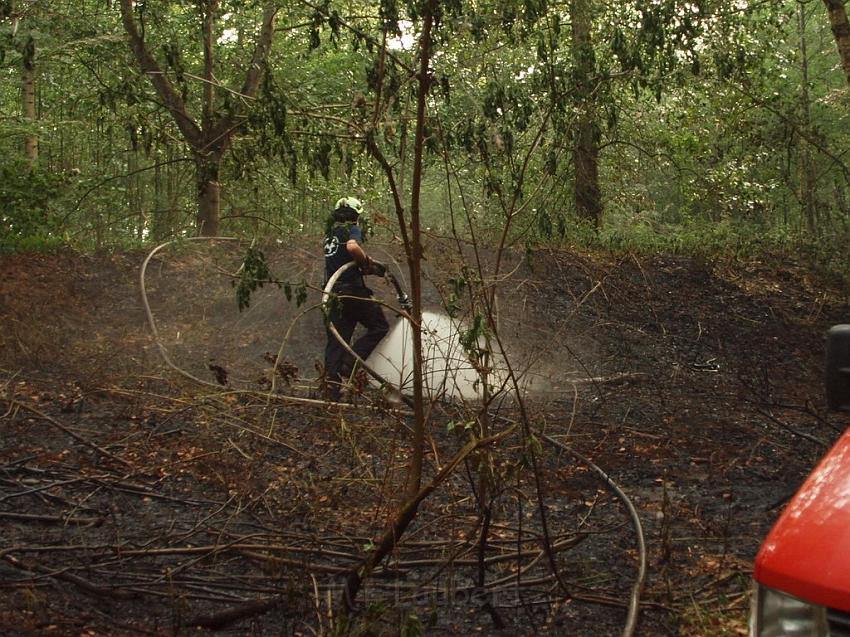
[753,428,850,611]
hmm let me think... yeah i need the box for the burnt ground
[1,241,848,636]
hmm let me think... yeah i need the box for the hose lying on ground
[140,236,242,388]
[540,433,647,637]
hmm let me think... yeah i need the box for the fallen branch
[756,408,829,449]
[0,511,104,526]
[2,553,136,600]
[6,399,132,468]
[186,596,287,630]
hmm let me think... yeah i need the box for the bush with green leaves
[0,159,67,253]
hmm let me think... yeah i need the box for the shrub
[0,158,67,253]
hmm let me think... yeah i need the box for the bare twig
[6,399,132,468]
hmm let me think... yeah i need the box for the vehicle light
[749,584,828,637]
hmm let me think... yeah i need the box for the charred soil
[1,243,848,636]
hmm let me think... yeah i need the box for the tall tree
[799,0,817,233]
[20,25,37,165]
[2,0,39,166]
[571,0,601,226]
[118,0,278,236]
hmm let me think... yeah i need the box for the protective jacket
[324,222,366,289]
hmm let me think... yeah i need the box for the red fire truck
[749,325,850,636]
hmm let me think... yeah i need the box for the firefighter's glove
[365,258,387,277]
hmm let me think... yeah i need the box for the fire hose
[321,260,414,408]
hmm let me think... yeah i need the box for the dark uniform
[323,218,389,398]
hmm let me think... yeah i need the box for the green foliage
[0,159,67,253]
[283,280,308,307]
[234,246,308,312]
[234,246,276,310]
[245,67,291,162]
[444,270,468,318]
[535,208,568,241]
[459,313,488,362]
[0,0,847,286]
[791,232,850,291]
[551,207,850,290]
[323,291,341,323]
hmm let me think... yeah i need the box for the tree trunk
[799,2,818,234]
[196,154,221,237]
[571,0,602,226]
[152,157,166,240]
[128,146,141,239]
[574,120,602,225]
[22,37,38,166]
[201,1,218,133]
[403,0,433,500]
[823,0,850,85]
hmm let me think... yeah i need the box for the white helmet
[335,196,363,214]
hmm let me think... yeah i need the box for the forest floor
[1,240,848,637]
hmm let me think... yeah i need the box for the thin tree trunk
[340,0,436,614]
[201,0,217,133]
[153,156,165,240]
[168,145,180,233]
[198,1,220,237]
[404,0,434,501]
[128,146,140,238]
[571,0,601,226]
[22,37,38,166]
[823,0,850,84]
[574,120,601,224]
[800,1,817,234]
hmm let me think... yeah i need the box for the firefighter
[323,196,389,401]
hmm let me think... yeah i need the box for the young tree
[304,0,568,615]
[118,0,278,236]
[19,25,36,164]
